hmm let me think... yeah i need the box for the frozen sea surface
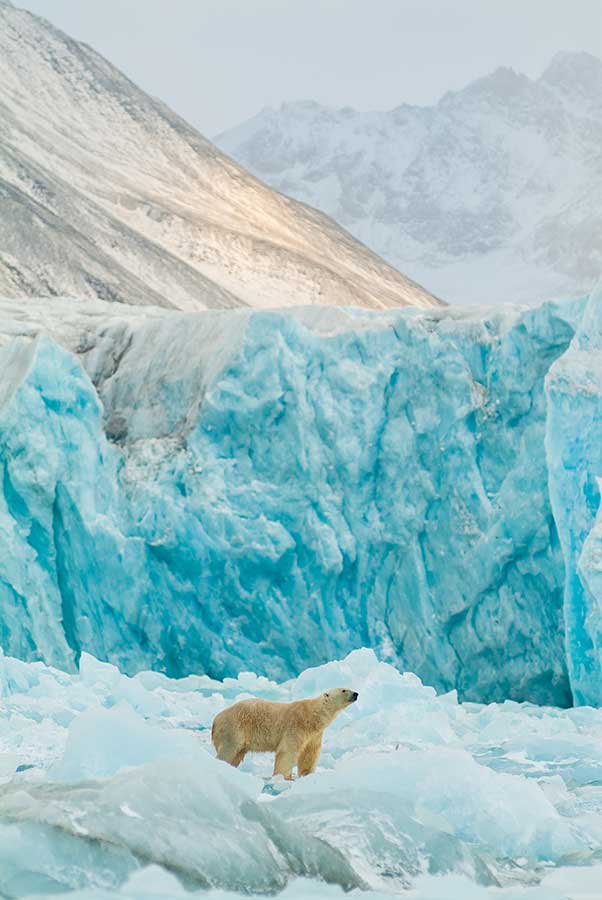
[0,649,602,900]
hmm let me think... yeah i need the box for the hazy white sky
[19,0,602,135]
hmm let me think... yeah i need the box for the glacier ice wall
[546,281,602,706]
[0,334,158,673]
[0,296,589,704]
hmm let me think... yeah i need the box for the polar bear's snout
[325,687,358,705]
[338,687,359,703]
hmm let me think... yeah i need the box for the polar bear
[211,687,359,779]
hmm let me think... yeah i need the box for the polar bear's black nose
[351,691,359,702]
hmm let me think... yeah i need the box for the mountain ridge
[217,51,602,306]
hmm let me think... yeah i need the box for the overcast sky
[19,0,602,136]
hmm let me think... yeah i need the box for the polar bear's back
[212,697,291,753]
[212,697,322,754]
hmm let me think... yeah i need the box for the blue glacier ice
[0,293,600,704]
[546,280,602,706]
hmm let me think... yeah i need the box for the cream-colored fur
[211,687,358,779]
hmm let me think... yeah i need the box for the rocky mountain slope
[217,52,602,306]
[0,0,439,311]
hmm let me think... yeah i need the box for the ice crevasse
[0,285,600,705]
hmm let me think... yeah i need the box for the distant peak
[543,49,602,71]
[540,50,602,90]
[279,99,328,114]
[471,66,527,90]
[441,65,532,108]
[491,65,520,79]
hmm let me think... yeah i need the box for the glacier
[0,648,602,898]
[2,290,602,705]
[546,280,602,706]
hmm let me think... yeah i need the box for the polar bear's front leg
[216,740,246,767]
[273,740,298,780]
[297,735,322,776]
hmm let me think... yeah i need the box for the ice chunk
[0,821,138,898]
[48,706,201,781]
[270,747,582,894]
[0,758,362,894]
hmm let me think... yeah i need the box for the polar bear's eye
[325,692,329,698]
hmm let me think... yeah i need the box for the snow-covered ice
[0,649,601,899]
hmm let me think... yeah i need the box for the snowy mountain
[0,0,439,311]
[217,52,602,306]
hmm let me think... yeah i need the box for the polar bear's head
[322,687,359,711]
